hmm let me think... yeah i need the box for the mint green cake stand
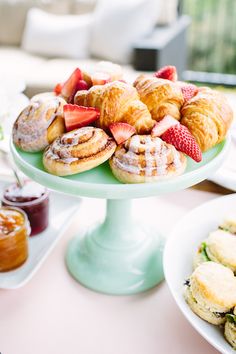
[11,138,229,295]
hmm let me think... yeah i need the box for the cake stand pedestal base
[66,199,164,295]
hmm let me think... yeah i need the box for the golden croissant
[133,75,184,121]
[181,87,233,151]
[74,81,156,134]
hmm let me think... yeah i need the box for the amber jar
[0,207,30,272]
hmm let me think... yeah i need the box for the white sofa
[0,0,179,97]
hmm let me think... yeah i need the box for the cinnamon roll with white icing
[109,135,186,183]
[13,96,66,152]
[43,127,116,176]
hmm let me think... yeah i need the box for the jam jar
[0,207,30,271]
[2,180,49,236]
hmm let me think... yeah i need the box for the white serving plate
[164,193,236,354]
[0,180,80,289]
[208,131,236,191]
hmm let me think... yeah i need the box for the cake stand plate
[11,139,229,295]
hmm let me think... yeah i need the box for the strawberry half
[54,83,63,95]
[76,79,89,91]
[61,68,82,103]
[178,82,198,101]
[91,72,111,86]
[109,123,136,145]
[161,124,202,162]
[151,115,179,137]
[154,65,177,81]
[64,104,100,132]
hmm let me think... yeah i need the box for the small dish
[164,193,236,354]
[0,180,80,289]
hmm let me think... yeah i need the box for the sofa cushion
[90,0,160,64]
[0,0,71,46]
[22,8,93,59]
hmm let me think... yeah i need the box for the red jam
[2,181,49,236]
[0,207,29,271]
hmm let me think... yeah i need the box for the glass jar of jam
[2,180,49,236]
[0,207,30,271]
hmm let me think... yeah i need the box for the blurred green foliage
[182,0,236,74]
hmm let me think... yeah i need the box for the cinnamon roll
[43,127,116,176]
[13,96,66,152]
[109,135,186,183]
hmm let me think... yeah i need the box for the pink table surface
[0,185,225,354]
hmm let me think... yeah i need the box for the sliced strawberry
[82,71,93,88]
[91,72,111,86]
[161,124,202,162]
[61,68,82,102]
[151,115,179,137]
[64,104,100,132]
[179,82,198,101]
[154,65,178,81]
[54,83,63,95]
[109,122,136,145]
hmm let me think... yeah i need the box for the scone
[220,217,236,234]
[194,229,236,272]
[184,262,236,325]
[225,307,236,349]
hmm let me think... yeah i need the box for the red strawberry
[178,82,198,101]
[76,79,89,91]
[91,72,111,86]
[109,123,136,145]
[64,104,100,132]
[54,83,63,95]
[151,115,179,137]
[161,124,202,162]
[154,65,177,81]
[61,68,82,102]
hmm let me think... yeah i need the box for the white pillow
[22,8,93,59]
[90,0,160,64]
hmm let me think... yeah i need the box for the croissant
[133,75,184,121]
[181,87,233,151]
[74,81,155,134]
[13,96,66,152]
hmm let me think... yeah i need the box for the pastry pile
[184,217,236,349]
[13,62,233,183]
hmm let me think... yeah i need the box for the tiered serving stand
[11,139,229,295]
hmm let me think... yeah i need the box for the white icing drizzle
[144,135,153,177]
[114,135,183,179]
[13,97,65,151]
[129,135,141,153]
[62,127,94,146]
[44,127,108,166]
[172,149,182,169]
[114,158,141,175]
